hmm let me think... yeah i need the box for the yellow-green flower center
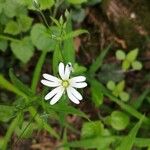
[62,80,69,88]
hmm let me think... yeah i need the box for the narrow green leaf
[134,138,150,148]
[31,51,47,93]
[47,104,89,120]
[63,14,75,63]
[91,80,103,107]
[63,29,88,40]
[53,43,63,75]
[131,89,150,109]
[89,44,112,74]
[67,0,87,4]
[0,74,27,98]
[9,69,34,97]
[64,136,115,149]
[2,113,22,150]
[116,116,144,150]
[0,105,15,122]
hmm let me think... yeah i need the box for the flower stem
[0,35,20,42]
[37,9,49,28]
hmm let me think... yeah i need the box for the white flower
[41,62,87,105]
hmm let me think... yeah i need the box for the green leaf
[131,89,150,109]
[116,80,125,93]
[0,3,3,14]
[73,63,87,75]
[31,51,47,94]
[126,48,139,62]
[31,23,56,51]
[116,116,144,150]
[67,0,87,4]
[81,121,104,139]
[106,80,116,91]
[122,59,130,71]
[10,37,34,63]
[110,111,130,131]
[9,69,34,97]
[47,104,89,120]
[131,61,143,70]
[4,21,20,35]
[0,75,59,139]
[116,50,126,60]
[39,0,54,10]
[0,74,27,98]
[0,40,8,52]
[63,14,75,63]
[15,121,36,138]
[53,43,63,75]
[63,29,88,40]
[119,91,130,102]
[91,80,103,107]
[64,137,115,149]
[97,82,150,124]
[0,105,15,122]
[2,113,22,150]
[89,44,112,74]
[18,15,33,32]
[4,0,27,18]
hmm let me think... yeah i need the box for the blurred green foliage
[0,0,150,150]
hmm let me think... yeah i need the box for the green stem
[0,35,20,42]
[38,9,49,28]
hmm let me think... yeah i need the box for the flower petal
[68,87,83,100]
[50,87,64,105]
[64,64,71,80]
[67,88,80,104]
[43,73,61,83]
[41,80,60,87]
[44,86,63,100]
[69,76,86,83]
[59,62,66,80]
[70,82,87,88]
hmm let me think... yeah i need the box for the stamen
[62,80,69,88]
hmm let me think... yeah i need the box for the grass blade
[89,43,112,74]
